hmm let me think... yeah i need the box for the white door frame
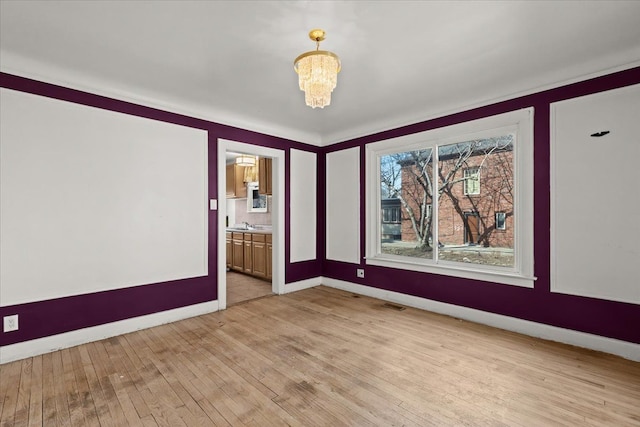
[217,139,285,309]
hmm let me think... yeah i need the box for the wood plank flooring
[226,271,272,306]
[1,286,639,426]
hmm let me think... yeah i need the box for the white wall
[0,88,208,306]
[326,147,360,264]
[290,149,317,262]
[551,83,640,304]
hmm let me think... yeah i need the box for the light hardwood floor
[226,271,272,306]
[1,286,639,426]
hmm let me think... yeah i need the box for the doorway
[464,212,480,244]
[225,152,273,306]
[217,139,285,310]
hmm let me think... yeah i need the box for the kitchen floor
[226,271,273,306]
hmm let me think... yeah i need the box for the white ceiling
[2,1,639,146]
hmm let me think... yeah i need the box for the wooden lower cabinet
[266,234,272,280]
[243,233,253,274]
[252,234,267,279]
[226,232,232,269]
[228,231,271,281]
[231,232,244,271]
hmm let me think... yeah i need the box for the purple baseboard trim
[0,276,213,346]
[286,260,323,284]
[322,262,640,344]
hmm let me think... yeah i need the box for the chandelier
[293,29,341,109]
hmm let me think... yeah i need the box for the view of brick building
[382,136,514,252]
[435,146,514,248]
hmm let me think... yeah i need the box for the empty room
[1,1,639,425]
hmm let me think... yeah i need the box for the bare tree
[438,136,513,247]
[380,135,513,250]
[380,150,434,250]
[380,155,402,199]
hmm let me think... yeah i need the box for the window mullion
[433,144,440,264]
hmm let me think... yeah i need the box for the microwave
[247,182,267,213]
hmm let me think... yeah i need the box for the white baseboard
[0,300,219,364]
[282,276,322,294]
[5,279,637,364]
[322,278,640,362]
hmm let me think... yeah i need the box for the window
[496,212,506,230]
[366,108,535,288]
[463,167,480,195]
[381,199,402,242]
[381,202,401,224]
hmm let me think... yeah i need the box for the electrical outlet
[357,268,365,278]
[3,314,19,332]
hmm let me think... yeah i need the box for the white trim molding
[550,84,640,305]
[322,277,640,362]
[365,108,535,288]
[0,301,219,364]
[282,277,323,294]
[217,139,286,310]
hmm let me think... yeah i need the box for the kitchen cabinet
[226,232,232,269]
[231,232,244,271]
[252,234,267,279]
[227,231,272,281]
[258,157,272,195]
[266,234,273,280]
[243,233,253,274]
[226,164,247,198]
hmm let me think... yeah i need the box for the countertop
[226,228,272,234]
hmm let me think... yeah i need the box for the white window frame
[463,166,481,195]
[365,108,535,288]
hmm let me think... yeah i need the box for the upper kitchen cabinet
[226,164,247,198]
[259,157,272,195]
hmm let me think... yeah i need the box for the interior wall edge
[0,300,219,364]
[281,277,323,295]
[321,278,640,362]
[286,260,322,283]
[322,66,640,154]
[0,70,321,145]
[0,276,213,347]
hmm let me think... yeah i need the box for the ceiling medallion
[293,29,341,109]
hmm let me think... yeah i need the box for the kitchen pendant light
[235,154,256,167]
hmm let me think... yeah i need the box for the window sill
[365,255,536,288]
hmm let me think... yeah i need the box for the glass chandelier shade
[294,29,341,109]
